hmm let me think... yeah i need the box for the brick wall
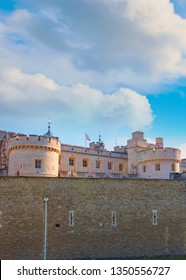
[0,177,186,259]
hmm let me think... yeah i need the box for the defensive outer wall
[0,177,186,260]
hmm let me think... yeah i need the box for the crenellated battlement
[137,147,181,163]
[61,143,128,159]
[7,134,61,154]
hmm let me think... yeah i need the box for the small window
[83,159,88,167]
[108,162,112,170]
[119,163,123,171]
[35,159,41,169]
[96,160,100,169]
[69,210,74,226]
[171,163,175,172]
[143,165,146,173]
[111,211,117,227]
[152,210,158,225]
[69,158,74,166]
[155,163,160,171]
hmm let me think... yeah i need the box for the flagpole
[85,133,91,147]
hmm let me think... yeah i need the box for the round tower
[7,123,61,177]
[137,147,181,179]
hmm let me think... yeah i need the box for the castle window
[96,160,101,169]
[171,163,175,172]
[155,163,160,171]
[69,210,74,226]
[69,158,74,166]
[35,159,41,169]
[152,210,158,225]
[83,159,88,167]
[108,162,112,170]
[111,211,117,227]
[143,165,146,173]
[119,163,123,171]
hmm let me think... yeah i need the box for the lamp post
[43,197,49,260]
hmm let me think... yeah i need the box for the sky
[1,0,186,157]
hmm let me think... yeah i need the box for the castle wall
[137,148,181,179]
[137,147,181,162]
[138,161,180,179]
[60,144,128,177]
[7,135,61,177]
[127,131,181,178]
[0,130,12,176]
[0,177,185,260]
[0,129,184,179]
[180,159,186,173]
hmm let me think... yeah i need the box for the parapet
[132,131,144,139]
[114,146,127,154]
[89,141,105,151]
[127,131,147,149]
[7,134,61,154]
[155,137,164,148]
[137,146,181,163]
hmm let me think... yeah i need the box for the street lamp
[43,197,49,260]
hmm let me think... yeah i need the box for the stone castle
[0,122,185,179]
[0,122,186,260]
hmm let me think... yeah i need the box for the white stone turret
[137,146,181,179]
[127,131,181,179]
[127,131,148,174]
[7,134,61,177]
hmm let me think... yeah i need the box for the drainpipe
[43,197,49,260]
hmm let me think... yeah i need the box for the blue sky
[1,0,186,157]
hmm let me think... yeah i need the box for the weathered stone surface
[0,177,185,259]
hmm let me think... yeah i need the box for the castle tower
[89,131,105,151]
[127,131,148,175]
[7,123,61,177]
[136,136,181,179]
[155,137,164,148]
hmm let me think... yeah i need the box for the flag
[85,134,91,141]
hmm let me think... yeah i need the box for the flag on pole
[85,133,91,141]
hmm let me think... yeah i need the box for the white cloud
[0,68,153,130]
[1,0,186,90]
[12,0,186,79]
[0,68,58,102]
[3,68,58,90]
[1,0,186,145]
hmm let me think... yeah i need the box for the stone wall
[136,147,181,179]
[60,145,128,177]
[7,135,61,177]
[0,177,186,260]
[137,160,180,179]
